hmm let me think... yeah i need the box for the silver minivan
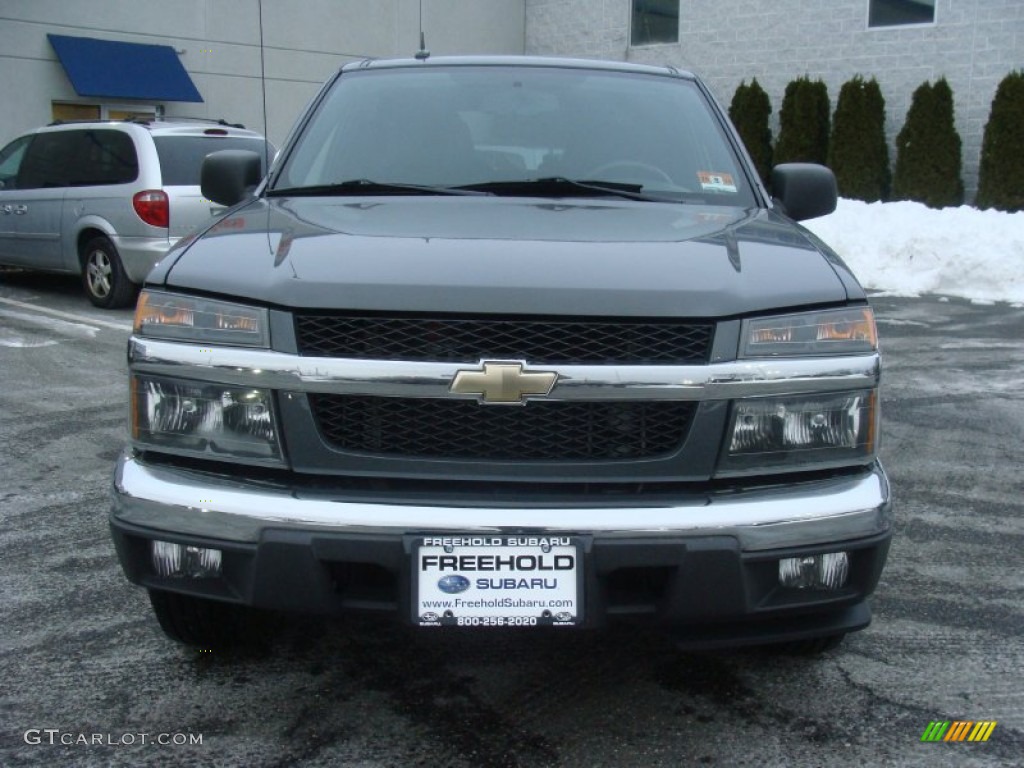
[0,119,270,307]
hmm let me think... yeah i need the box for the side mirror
[770,163,837,222]
[201,150,263,207]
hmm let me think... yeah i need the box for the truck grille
[310,396,696,461]
[294,315,713,364]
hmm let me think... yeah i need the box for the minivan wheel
[82,236,137,308]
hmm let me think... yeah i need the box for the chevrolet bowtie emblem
[450,362,558,404]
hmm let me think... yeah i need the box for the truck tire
[82,235,138,309]
[148,590,251,649]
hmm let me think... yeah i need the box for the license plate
[413,535,582,627]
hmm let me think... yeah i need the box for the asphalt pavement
[0,269,1021,767]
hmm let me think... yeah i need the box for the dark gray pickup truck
[111,56,891,652]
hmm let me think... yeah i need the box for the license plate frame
[412,535,583,627]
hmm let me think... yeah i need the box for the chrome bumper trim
[129,337,880,401]
[112,454,892,552]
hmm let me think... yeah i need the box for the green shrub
[976,71,1024,212]
[775,76,830,165]
[728,78,773,183]
[829,76,890,201]
[892,78,963,208]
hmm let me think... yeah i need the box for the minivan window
[154,136,271,186]
[17,129,138,189]
[0,135,32,189]
[18,132,76,189]
[70,130,139,185]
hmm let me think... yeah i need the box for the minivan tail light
[133,190,169,228]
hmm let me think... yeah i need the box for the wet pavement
[1,270,1021,766]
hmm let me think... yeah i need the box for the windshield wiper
[453,177,675,202]
[267,179,489,197]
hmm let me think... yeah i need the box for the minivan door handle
[12,204,27,215]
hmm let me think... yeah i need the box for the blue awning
[48,34,203,103]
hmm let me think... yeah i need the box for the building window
[868,0,936,28]
[52,103,100,122]
[631,0,680,46]
[52,102,159,123]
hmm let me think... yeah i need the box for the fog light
[152,540,222,579]
[778,552,849,590]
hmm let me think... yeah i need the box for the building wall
[526,0,1024,199]
[0,0,525,147]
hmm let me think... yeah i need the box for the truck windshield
[273,65,755,206]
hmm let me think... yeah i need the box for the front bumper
[111,453,892,647]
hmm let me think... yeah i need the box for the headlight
[716,389,877,476]
[134,290,270,347]
[131,374,283,465]
[741,307,876,357]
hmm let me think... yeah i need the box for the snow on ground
[803,198,1024,306]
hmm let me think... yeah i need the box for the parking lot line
[0,296,133,332]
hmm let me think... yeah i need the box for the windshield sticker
[697,171,737,194]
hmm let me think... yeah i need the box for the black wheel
[148,590,253,649]
[81,235,137,308]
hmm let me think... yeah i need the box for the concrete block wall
[0,0,525,148]
[526,0,1024,200]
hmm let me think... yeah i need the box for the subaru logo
[437,574,471,594]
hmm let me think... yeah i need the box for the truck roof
[340,55,696,81]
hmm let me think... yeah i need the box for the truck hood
[161,196,857,317]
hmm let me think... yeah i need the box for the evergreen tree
[976,71,1024,212]
[775,76,830,165]
[728,78,773,183]
[829,76,890,201]
[892,78,964,208]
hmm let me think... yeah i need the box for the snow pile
[803,198,1024,304]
